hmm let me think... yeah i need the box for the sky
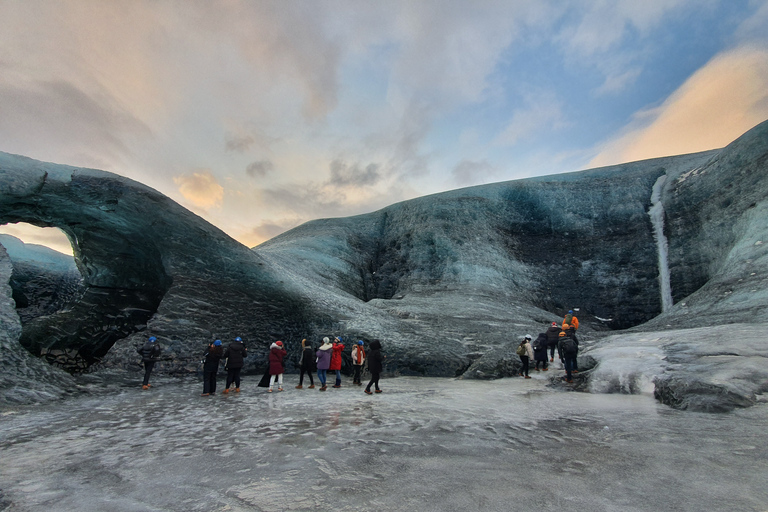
[1,0,768,256]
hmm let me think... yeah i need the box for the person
[351,340,366,386]
[296,338,315,389]
[316,337,333,391]
[558,330,579,383]
[330,336,345,388]
[533,333,548,371]
[546,321,561,362]
[565,323,580,373]
[223,336,247,393]
[137,335,161,390]
[364,339,383,394]
[201,339,223,396]
[517,335,533,379]
[563,310,579,331]
[268,340,287,392]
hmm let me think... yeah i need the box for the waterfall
[648,174,673,312]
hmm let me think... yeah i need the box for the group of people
[138,334,385,395]
[517,310,580,382]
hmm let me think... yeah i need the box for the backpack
[561,336,577,355]
[533,336,544,351]
[516,344,526,356]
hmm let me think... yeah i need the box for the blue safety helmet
[149,336,157,342]
[357,340,364,345]
[214,340,222,346]
[568,310,573,314]
[235,337,242,342]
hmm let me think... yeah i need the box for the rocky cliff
[1,119,767,409]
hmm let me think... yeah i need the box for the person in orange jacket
[563,310,579,331]
[330,336,345,388]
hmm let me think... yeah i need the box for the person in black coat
[296,338,316,389]
[136,336,161,390]
[545,322,561,362]
[223,336,247,393]
[364,339,384,394]
[533,333,549,371]
[201,339,224,396]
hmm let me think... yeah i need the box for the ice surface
[648,174,673,312]
[1,376,766,511]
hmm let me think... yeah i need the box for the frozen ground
[1,374,767,512]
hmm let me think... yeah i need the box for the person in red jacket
[268,340,287,392]
[330,336,345,388]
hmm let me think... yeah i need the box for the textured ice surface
[1,376,766,511]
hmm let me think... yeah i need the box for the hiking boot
[278,387,283,391]
[223,389,229,394]
[524,376,532,379]
[308,384,315,389]
[268,389,273,393]
[320,386,327,391]
[201,393,209,396]
[365,390,373,395]
[295,385,303,389]
[235,387,241,392]
[572,370,579,374]
[332,385,341,388]
[375,389,382,393]
[535,368,540,372]
[543,368,548,372]
[142,385,149,390]
[550,357,554,362]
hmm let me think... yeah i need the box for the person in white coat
[517,335,534,379]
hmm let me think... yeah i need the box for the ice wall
[648,174,673,312]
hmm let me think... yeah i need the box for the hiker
[223,336,247,393]
[268,340,287,392]
[546,321,561,362]
[316,337,333,391]
[533,333,549,371]
[137,336,162,389]
[351,340,366,386]
[563,310,579,331]
[558,330,579,383]
[201,339,223,396]
[364,339,383,394]
[565,323,580,372]
[516,335,534,379]
[330,336,345,388]
[296,339,315,389]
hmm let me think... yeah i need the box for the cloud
[328,160,381,187]
[173,170,224,210]
[493,93,567,146]
[226,134,255,152]
[590,45,768,167]
[246,160,275,178]
[249,221,297,246]
[451,159,497,186]
[0,224,74,256]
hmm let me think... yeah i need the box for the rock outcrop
[1,119,767,410]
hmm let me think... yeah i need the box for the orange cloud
[173,170,224,210]
[590,45,768,167]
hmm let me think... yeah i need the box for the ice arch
[0,153,172,366]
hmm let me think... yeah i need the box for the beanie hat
[149,336,157,342]
[524,335,532,340]
[552,322,557,326]
[214,340,222,346]
[563,323,570,330]
[323,337,330,343]
[275,340,283,347]
[559,331,566,337]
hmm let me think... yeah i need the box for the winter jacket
[316,343,332,370]
[563,314,579,330]
[268,343,287,375]
[545,325,561,348]
[329,342,345,371]
[203,345,223,372]
[520,341,534,360]
[367,340,383,374]
[557,333,579,359]
[300,346,316,371]
[533,334,548,362]
[223,341,247,369]
[351,345,366,366]
[138,341,161,363]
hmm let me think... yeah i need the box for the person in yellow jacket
[563,310,579,330]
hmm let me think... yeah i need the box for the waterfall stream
[649,174,673,312]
